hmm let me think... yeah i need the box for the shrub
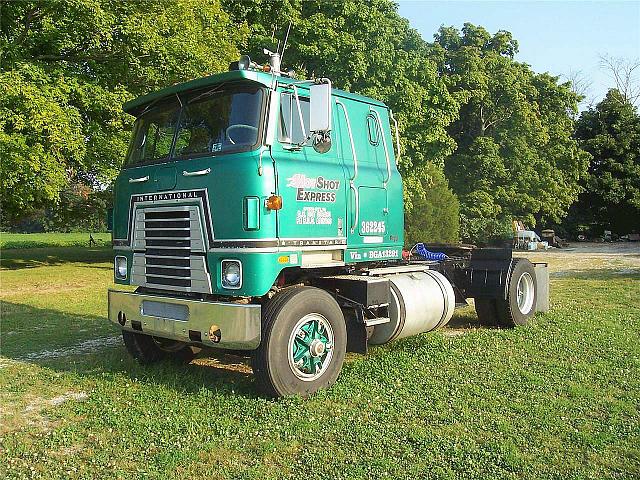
[404,162,460,246]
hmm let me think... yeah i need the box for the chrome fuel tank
[368,270,455,345]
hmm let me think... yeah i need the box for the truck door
[335,100,393,249]
[270,88,348,254]
[360,107,391,241]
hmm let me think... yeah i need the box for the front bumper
[108,289,261,350]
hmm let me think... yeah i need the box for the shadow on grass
[1,300,258,398]
[445,309,498,331]
[1,246,113,270]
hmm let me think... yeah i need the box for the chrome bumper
[108,290,261,350]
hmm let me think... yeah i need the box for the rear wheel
[122,330,199,364]
[496,259,537,327]
[252,287,347,398]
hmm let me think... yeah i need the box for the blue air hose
[415,243,448,261]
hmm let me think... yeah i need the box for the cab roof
[123,69,387,116]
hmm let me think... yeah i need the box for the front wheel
[122,330,199,364]
[252,287,347,397]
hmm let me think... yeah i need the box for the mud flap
[459,247,514,300]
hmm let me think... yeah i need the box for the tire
[495,258,537,327]
[252,286,347,398]
[122,330,199,364]
[474,298,499,326]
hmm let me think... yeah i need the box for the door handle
[390,110,401,165]
[182,168,211,177]
[336,101,358,182]
[350,182,359,234]
[129,175,149,183]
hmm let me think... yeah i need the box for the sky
[397,0,640,106]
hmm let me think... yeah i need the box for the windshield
[126,99,181,165]
[125,85,264,167]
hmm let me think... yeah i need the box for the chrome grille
[130,206,211,293]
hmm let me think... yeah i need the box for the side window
[367,113,380,146]
[279,93,310,145]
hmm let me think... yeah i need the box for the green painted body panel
[333,94,404,259]
[112,149,278,244]
[113,70,404,298]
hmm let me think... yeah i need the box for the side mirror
[310,82,332,153]
[309,83,331,133]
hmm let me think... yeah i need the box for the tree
[564,69,595,112]
[0,0,244,224]
[430,24,590,243]
[570,89,640,234]
[404,162,459,246]
[599,55,640,108]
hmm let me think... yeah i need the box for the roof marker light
[238,55,251,70]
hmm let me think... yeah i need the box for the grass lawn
[1,244,639,479]
[1,232,111,250]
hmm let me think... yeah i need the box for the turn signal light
[265,195,283,210]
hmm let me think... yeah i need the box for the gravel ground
[518,241,640,274]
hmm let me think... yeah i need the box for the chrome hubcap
[287,313,334,381]
[309,339,326,357]
[516,272,535,314]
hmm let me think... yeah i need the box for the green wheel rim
[287,313,335,381]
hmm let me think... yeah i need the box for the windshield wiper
[188,83,228,104]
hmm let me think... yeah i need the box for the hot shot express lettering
[287,174,340,203]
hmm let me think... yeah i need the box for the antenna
[281,22,292,63]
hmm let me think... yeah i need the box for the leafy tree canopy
[431,23,590,242]
[0,0,244,223]
[1,4,617,246]
[570,89,640,234]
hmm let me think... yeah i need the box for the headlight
[115,256,127,280]
[221,260,242,289]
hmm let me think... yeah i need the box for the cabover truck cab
[109,54,547,397]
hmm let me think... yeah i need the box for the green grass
[0,232,111,249]
[1,246,639,479]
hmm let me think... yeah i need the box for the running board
[364,317,390,327]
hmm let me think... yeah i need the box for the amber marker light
[265,195,283,210]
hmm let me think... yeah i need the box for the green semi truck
[108,52,547,397]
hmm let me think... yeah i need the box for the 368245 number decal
[361,220,386,234]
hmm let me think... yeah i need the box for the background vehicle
[108,51,548,397]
